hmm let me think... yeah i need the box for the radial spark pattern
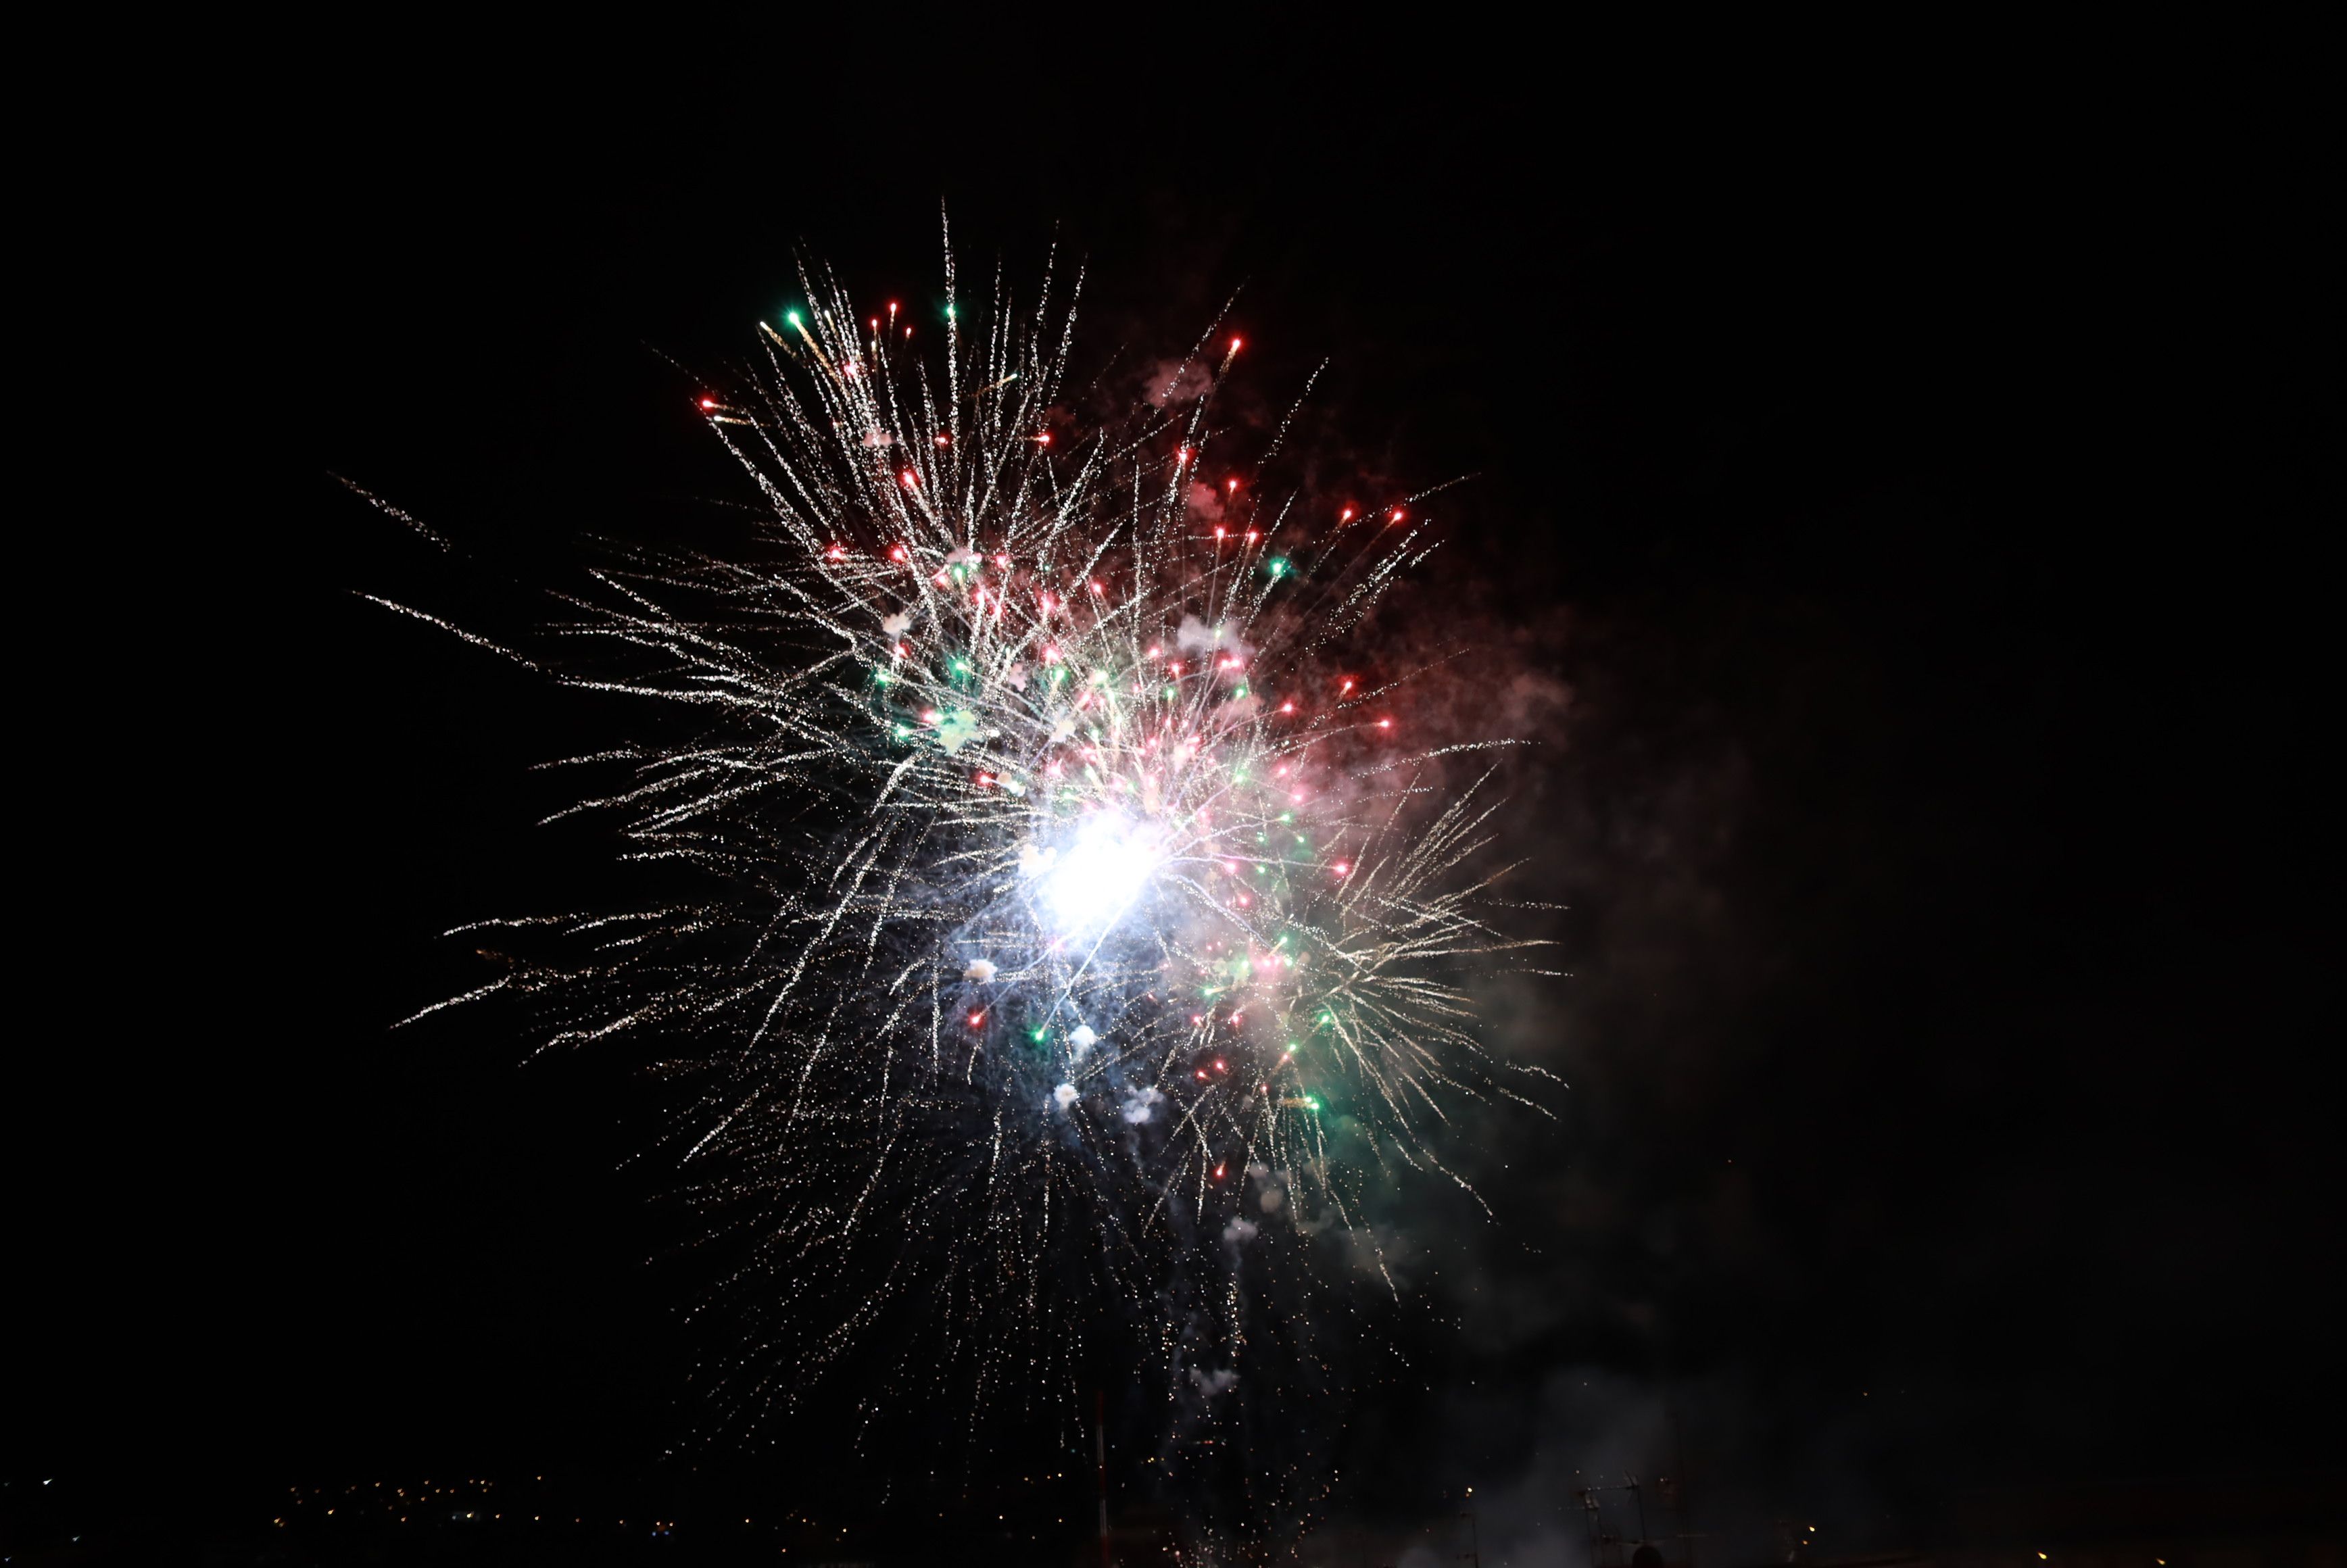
[389,241,1553,1461]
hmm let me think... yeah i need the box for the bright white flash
[1031,812,1163,937]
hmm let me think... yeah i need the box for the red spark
[699,397,716,410]
[1378,718,1392,729]
[1390,508,1405,523]
[898,469,919,488]
[969,1012,985,1027]
[1280,701,1295,713]
[1334,862,1350,876]
[890,545,909,561]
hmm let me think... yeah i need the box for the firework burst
[378,232,1555,1498]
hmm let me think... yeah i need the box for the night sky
[14,32,2341,1565]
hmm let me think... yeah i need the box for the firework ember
[383,232,1555,1469]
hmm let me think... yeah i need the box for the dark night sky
[14,26,2342,1562]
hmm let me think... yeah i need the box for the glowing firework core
[1030,810,1164,937]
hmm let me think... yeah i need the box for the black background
[12,23,2342,1563]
